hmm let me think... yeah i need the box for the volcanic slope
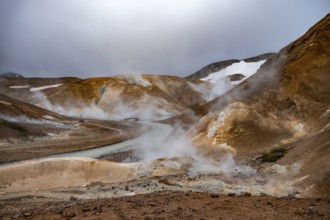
[0,76,80,103]
[0,93,144,164]
[0,92,69,138]
[184,14,330,198]
[3,74,214,121]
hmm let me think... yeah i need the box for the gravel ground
[1,191,329,220]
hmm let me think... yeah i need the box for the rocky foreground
[1,191,329,220]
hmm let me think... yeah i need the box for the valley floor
[0,120,145,164]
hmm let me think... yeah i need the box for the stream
[0,122,173,167]
[47,122,173,159]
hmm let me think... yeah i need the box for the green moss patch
[258,148,290,163]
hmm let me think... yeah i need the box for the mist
[0,114,68,128]
[0,0,328,77]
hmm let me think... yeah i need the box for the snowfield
[201,60,266,85]
[188,59,267,101]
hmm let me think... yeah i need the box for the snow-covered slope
[186,60,267,101]
[201,60,266,85]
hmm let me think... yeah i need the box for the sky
[0,0,328,78]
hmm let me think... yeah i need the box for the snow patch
[42,115,55,120]
[30,84,62,91]
[9,85,30,89]
[0,100,12,105]
[201,60,266,84]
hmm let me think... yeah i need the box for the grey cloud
[0,0,329,77]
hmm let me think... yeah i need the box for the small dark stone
[228,193,236,197]
[52,207,64,214]
[243,192,252,197]
[210,194,219,198]
[69,196,77,201]
[148,202,157,207]
[307,207,318,216]
[93,206,102,215]
[82,207,91,212]
[144,216,152,220]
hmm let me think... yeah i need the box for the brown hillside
[0,93,66,120]
[186,14,330,197]
[0,76,80,103]
[0,92,145,164]
[24,75,211,120]
[196,14,330,125]
[0,93,67,141]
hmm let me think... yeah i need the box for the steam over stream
[29,90,254,176]
[12,89,301,197]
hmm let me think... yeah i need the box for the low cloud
[0,0,328,77]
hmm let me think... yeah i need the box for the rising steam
[25,83,301,197]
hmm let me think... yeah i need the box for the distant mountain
[0,76,81,107]
[0,72,24,78]
[0,75,213,121]
[184,53,275,99]
[187,53,275,80]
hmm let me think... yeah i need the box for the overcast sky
[0,0,328,78]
